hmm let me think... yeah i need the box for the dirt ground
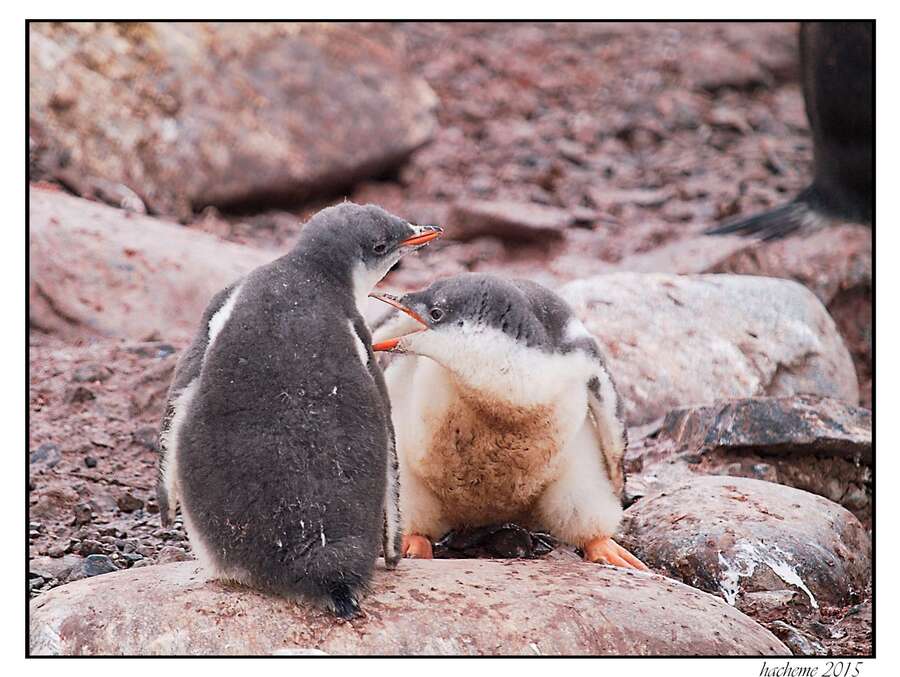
[28,22,871,655]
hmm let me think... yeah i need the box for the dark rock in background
[80,554,119,578]
[625,396,871,524]
[30,443,61,467]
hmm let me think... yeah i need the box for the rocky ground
[29,22,872,656]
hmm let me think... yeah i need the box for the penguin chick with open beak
[369,273,647,570]
[156,202,441,618]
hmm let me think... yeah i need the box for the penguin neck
[288,246,360,310]
[413,324,571,408]
[350,262,387,318]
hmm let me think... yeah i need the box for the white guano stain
[717,542,818,609]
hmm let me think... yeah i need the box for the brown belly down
[419,396,560,527]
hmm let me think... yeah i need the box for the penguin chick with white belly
[369,273,647,570]
[156,203,442,618]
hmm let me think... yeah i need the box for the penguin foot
[401,534,433,559]
[583,536,649,571]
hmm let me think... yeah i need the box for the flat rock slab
[29,559,787,656]
[29,189,273,341]
[447,200,573,243]
[619,476,871,613]
[657,395,871,460]
[626,396,872,525]
[559,273,859,426]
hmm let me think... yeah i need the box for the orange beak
[368,292,428,352]
[372,337,402,352]
[399,225,443,248]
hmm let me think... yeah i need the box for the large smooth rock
[619,477,871,613]
[559,273,858,426]
[610,226,872,409]
[709,225,872,408]
[29,22,437,218]
[29,559,788,656]
[29,188,272,341]
[626,396,872,525]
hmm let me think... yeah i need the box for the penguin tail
[292,535,373,619]
[326,582,361,620]
[704,194,826,241]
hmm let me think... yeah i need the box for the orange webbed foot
[584,536,649,571]
[401,533,433,559]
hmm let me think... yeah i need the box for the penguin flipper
[156,281,241,527]
[381,427,402,570]
[157,399,177,527]
[350,315,403,569]
[560,328,628,499]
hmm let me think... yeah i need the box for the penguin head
[298,202,442,291]
[370,274,548,376]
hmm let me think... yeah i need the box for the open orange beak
[399,225,443,248]
[369,292,428,352]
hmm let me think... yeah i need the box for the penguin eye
[429,308,444,322]
[373,242,387,255]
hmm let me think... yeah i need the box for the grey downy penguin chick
[369,273,646,570]
[156,203,442,618]
[706,21,872,239]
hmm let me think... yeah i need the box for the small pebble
[82,554,118,578]
[72,363,113,383]
[73,502,92,525]
[117,492,144,513]
[78,539,105,556]
[132,426,159,451]
[64,385,96,404]
[157,545,191,563]
[30,443,61,467]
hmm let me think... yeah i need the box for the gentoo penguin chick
[706,21,872,239]
[156,203,442,618]
[369,273,647,570]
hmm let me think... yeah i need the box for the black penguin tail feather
[288,535,372,620]
[705,194,826,241]
[327,582,361,619]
